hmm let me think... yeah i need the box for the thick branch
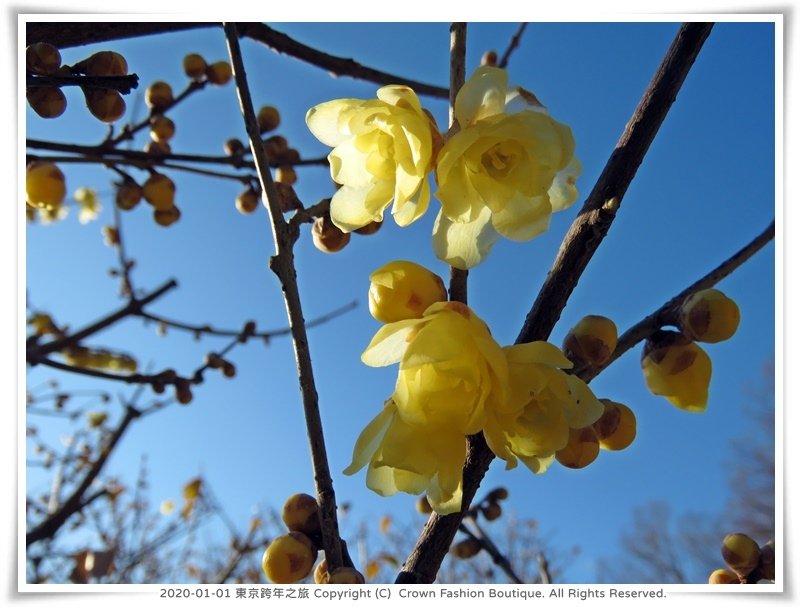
[27,279,177,359]
[26,73,139,94]
[26,405,140,546]
[26,22,449,98]
[397,22,714,585]
[224,22,344,571]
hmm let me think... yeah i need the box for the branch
[224,22,344,571]
[26,73,140,94]
[26,279,178,359]
[578,220,774,382]
[26,405,141,546]
[396,21,714,585]
[26,22,450,98]
[498,23,528,69]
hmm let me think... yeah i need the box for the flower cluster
[306,67,580,268]
[344,261,610,514]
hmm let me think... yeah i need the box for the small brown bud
[27,42,62,75]
[27,87,67,119]
[312,214,350,253]
[354,220,383,236]
[482,502,502,521]
[481,50,498,66]
[224,138,245,156]
[145,81,174,112]
[183,53,207,80]
[722,533,760,578]
[205,61,232,85]
[84,88,126,123]
[235,187,259,215]
[452,538,482,559]
[257,105,281,133]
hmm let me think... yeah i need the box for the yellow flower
[483,341,604,473]
[361,300,508,435]
[679,288,740,343]
[74,187,102,224]
[368,260,447,323]
[641,330,712,412]
[344,399,466,515]
[433,67,581,269]
[306,86,440,232]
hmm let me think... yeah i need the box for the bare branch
[498,23,528,69]
[26,73,140,94]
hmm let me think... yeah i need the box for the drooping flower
[344,399,466,515]
[641,330,712,412]
[483,341,604,473]
[306,86,441,232]
[433,67,581,269]
[361,300,508,435]
[74,187,102,224]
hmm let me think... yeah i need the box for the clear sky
[21,18,779,587]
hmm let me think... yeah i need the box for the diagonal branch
[498,23,528,69]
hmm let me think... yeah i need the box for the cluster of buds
[641,288,739,413]
[203,352,237,378]
[61,347,138,373]
[450,487,510,560]
[181,52,232,85]
[261,493,364,584]
[26,42,67,119]
[142,172,181,227]
[311,209,384,254]
[709,534,774,584]
[77,51,129,122]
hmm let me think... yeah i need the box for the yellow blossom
[368,260,447,323]
[74,187,102,224]
[306,86,440,232]
[344,399,466,515]
[483,341,604,473]
[361,300,508,435]
[433,67,581,269]
[641,330,712,412]
[679,288,740,343]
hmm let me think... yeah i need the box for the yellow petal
[432,207,499,270]
[549,156,582,212]
[518,453,556,474]
[563,375,605,429]
[329,182,393,232]
[504,341,574,369]
[329,138,373,188]
[343,402,396,475]
[392,174,430,227]
[361,318,424,367]
[455,66,508,127]
[377,85,423,115]
[306,99,363,147]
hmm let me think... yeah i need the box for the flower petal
[343,401,396,475]
[432,207,499,270]
[549,156,582,212]
[306,99,363,147]
[361,318,425,367]
[392,175,430,227]
[455,66,508,127]
[329,182,393,232]
[491,191,552,242]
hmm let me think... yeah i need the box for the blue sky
[21,19,779,586]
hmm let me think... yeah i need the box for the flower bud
[86,411,108,428]
[314,558,330,584]
[150,115,176,142]
[144,140,171,155]
[281,493,321,536]
[183,53,207,80]
[236,188,259,215]
[143,173,176,211]
[721,533,760,578]
[102,225,120,247]
[175,383,193,405]
[275,166,297,185]
[481,50,498,66]
[354,220,383,236]
[154,205,181,227]
[312,214,350,253]
[708,568,740,584]
[452,538,482,559]
[224,137,245,156]
[482,502,502,521]
[641,331,712,412]
[592,400,636,451]
[562,315,618,367]
[145,81,174,112]
[84,88,126,123]
[262,532,316,583]
[263,135,289,160]
[83,51,127,76]
[756,540,775,581]
[27,42,62,75]
[116,179,142,211]
[328,567,365,584]
[486,487,509,502]
[222,361,236,378]
[27,87,67,118]
[555,427,600,469]
[205,61,232,85]
[257,105,281,133]
[368,260,447,323]
[26,162,66,209]
[680,289,740,343]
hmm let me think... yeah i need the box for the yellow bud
[235,188,259,214]
[555,427,600,469]
[328,567,365,584]
[26,162,66,209]
[116,179,142,211]
[354,220,383,236]
[721,533,760,578]
[150,115,176,142]
[641,331,712,412]
[143,174,176,210]
[415,496,433,514]
[144,140,171,156]
[757,540,775,581]
[154,205,181,227]
[563,315,618,367]
[205,61,232,85]
[84,88,126,123]
[86,411,108,428]
[145,81,174,112]
[262,532,316,583]
[680,289,740,343]
[312,215,350,253]
[26,42,62,75]
[451,538,482,559]
[27,87,67,118]
[708,568,740,584]
[368,260,447,323]
[281,493,321,536]
[275,166,297,185]
[257,105,281,133]
[313,558,330,584]
[83,51,128,76]
[592,400,636,451]
[183,53,207,80]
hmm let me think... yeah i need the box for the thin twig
[224,21,344,571]
[497,23,528,69]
